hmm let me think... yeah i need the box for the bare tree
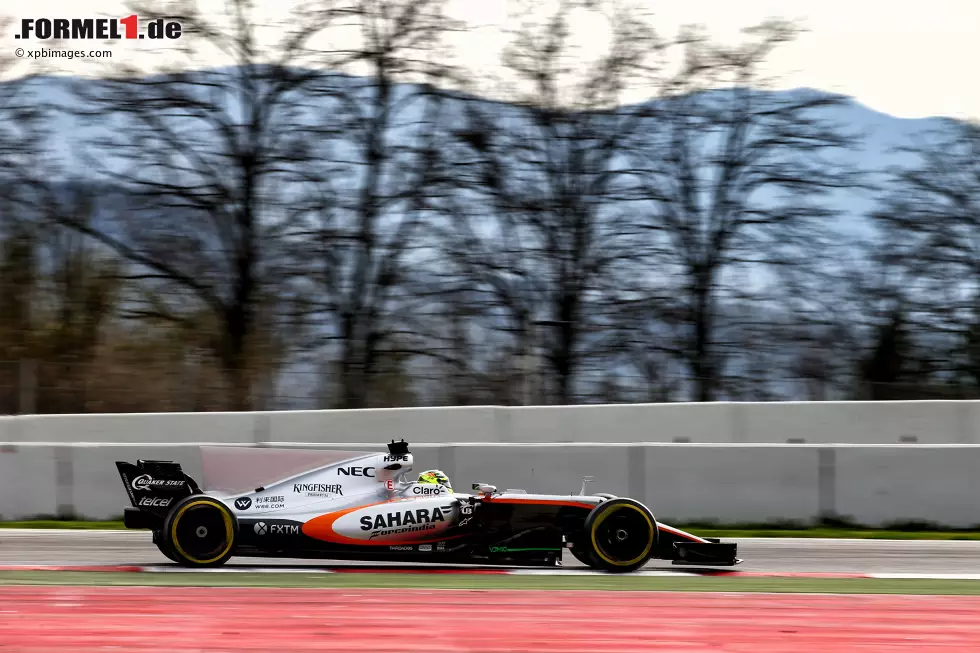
[625,20,857,401]
[296,0,462,408]
[0,15,56,412]
[25,185,129,413]
[0,181,128,413]
[0,16,46,206]
[439,0,660,404]
[60,0,338,410]
[872,118,980,392]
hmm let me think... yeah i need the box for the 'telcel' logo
[14,16,182,41]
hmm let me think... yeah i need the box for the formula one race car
[115,440,739,573]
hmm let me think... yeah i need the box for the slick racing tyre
[568,543,595,567]
[581,498,657,573]
[152,530,180,563]
[161,495,238,567]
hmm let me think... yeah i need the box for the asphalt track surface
[4,529,980,574]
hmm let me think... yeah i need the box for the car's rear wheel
[161,496,238,567]
[152,530,180,563]
[580,498,657,573]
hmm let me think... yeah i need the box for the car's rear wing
[115,460,201,527]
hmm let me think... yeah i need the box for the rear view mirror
[472,483,497,495]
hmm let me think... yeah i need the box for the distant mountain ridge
[7,68,961,237]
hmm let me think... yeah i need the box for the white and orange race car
[116,440,739,572]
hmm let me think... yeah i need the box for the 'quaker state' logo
[131,475,183,492]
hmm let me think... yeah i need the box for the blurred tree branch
[439,0,661,404]
[295,0,463,408]
[872,119,980,391]
[625,19,860,401]
[57,0,340,409]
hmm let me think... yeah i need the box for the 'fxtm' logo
[15,17,182,41]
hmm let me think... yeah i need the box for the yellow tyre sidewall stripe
[590,503,655,567]
[170,499,235,565]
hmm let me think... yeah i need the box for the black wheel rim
[594,508,652,563]
[174,505,229,561]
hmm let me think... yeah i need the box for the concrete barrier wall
[3,401,980,444]
[3,442,979,527]
[3,402,978,525]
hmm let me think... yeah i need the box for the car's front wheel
[160,496,238,567]
[568,543,596,567]
[580,498,657,573]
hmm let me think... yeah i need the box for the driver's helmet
[417,469,452,492]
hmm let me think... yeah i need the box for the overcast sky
[4,0,978,120]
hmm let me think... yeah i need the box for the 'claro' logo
[412,485,446,495]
